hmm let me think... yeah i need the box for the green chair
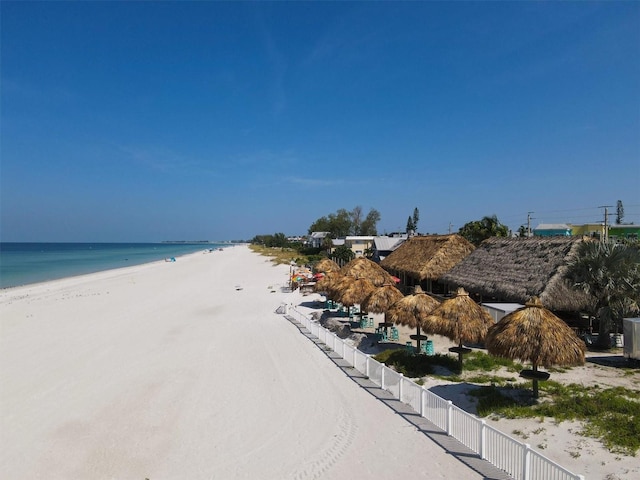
[421,340,434,355]
[390,327,399,341]
[367,317,374,328]
[405,341,415,355]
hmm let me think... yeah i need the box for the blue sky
[1,1,639,242]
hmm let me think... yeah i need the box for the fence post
[381,364,386,390]
[353,346,357,367]
[479,420,486,459]
[522,443,531,480]
[399,373,404,401]
[365,355,370,378]
[420,387,426,417]
[446,400,453,435]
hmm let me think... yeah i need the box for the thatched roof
[386,285,441,330]
[340,257,397,286]
[314,258,340,273]
[424,287,494,345]
[485,297,586,368]
[333,277,376,306]
[380,234,475,280]
[314,271,343,297]
[361,284,404,314]
[440,236,595,312]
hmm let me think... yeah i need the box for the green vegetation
[457,214,509,246]
[472,381,640,455]
[373,349,458,377]
[566,240,640,349]
[375,349,639,455]
[461,351,523,373]
[308,206,381,237]
[248,243,321,266]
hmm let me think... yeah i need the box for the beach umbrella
[424,287,493,370]
[386,285,440,352]
[485,296,586,398]
[333,276,376,308]
[314,258,340,273]
[361,283,405,332]
[339,257,397,287]
[314,271,344,299]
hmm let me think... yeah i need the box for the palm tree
[566,240,640,349]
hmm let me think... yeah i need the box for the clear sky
[1,1,639,242]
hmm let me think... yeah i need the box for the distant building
[533,224,572,237]
[307,232,330,249]
[371,235,407,262]
[344,236,375,257]
[608,224,639,241]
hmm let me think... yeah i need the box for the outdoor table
[448,346,472,355]
[519,369,551,381]
[410,334,428,341]
[378,322,393,334]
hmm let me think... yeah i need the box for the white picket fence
[286,306,585,480]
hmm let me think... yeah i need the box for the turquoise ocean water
[0,242,230,289]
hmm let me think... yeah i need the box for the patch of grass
[463,351,523,373]
[373,350,459,378]
[248,244,308,265]
[473,382,640,456]
[465,374,518,386]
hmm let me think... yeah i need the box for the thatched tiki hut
[380,235,475,294]
[332,276,376,309]
[485,297,586,398]
[440,237,595,314]
[386,285,441,352]
[361,283,404,332]
[424,287,494,370]
[340,257,398,287]
[314,258,340,273]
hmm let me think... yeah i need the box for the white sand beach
[1,245,490,480]
[3,244,638,480]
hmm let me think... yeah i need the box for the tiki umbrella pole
[532,364,540,398]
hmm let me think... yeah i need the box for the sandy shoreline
[1,245,491,479]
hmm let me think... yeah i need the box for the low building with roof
[440,236,594,314]
[533,223,572,237]
[380,234,475,294]
[371,235,407,262]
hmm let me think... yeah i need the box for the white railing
[285,306,584,480]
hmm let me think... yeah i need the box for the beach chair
[390,327,399,341]
[359,318,368,329]
[421,340,434,355]
[380,330,388,342]
[405,341,415,355]
[367,317,374,328]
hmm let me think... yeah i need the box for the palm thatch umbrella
[424,287,494,370]
[314,258,340,273]
[314,271,344,300]
[361,283,404,333]
[485,296,586,398]
[386,285,441,352]
[340,257,397,287]
[333,276,376,308]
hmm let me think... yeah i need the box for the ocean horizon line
[0,242,234,289]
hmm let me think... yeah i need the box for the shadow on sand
[285,315,513,480]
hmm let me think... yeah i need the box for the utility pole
[448,222,453,234]
[598,205,613,242]
[527,212,535,237]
